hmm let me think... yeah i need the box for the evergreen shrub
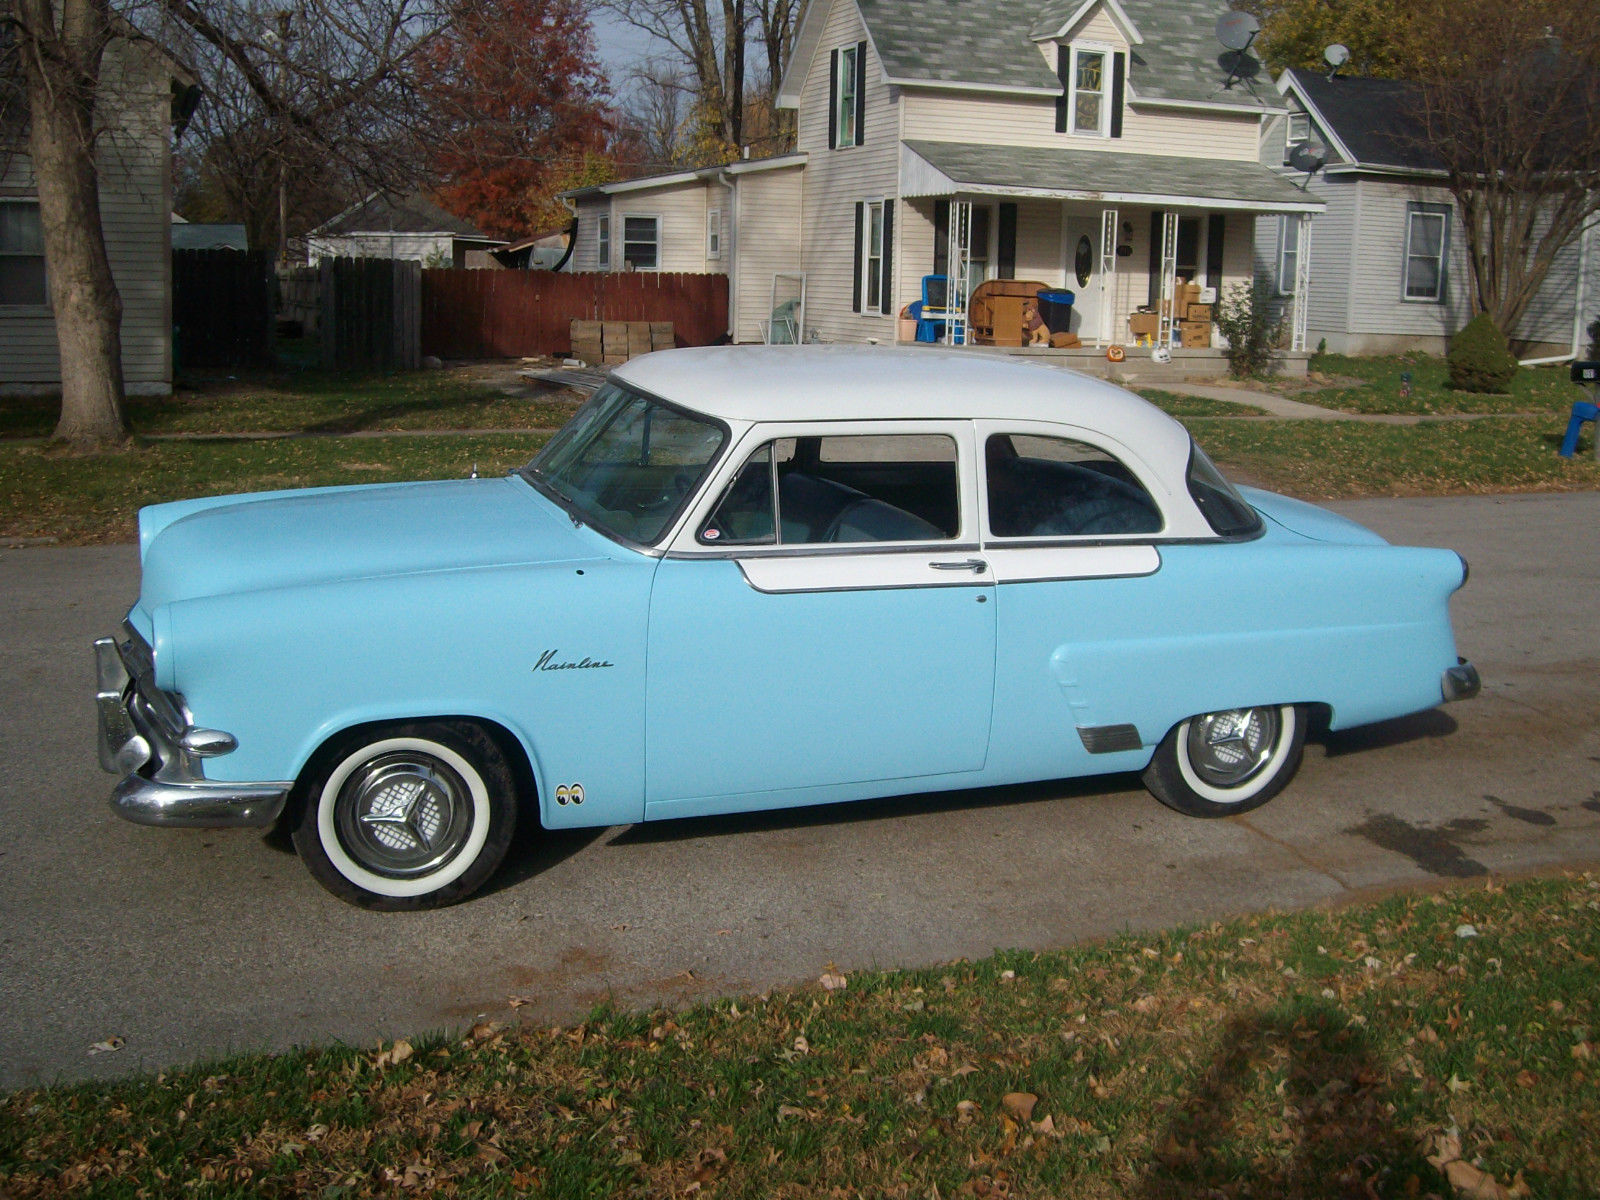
[1446,313,1518,393]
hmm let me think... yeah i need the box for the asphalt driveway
[1,491,1596,1091]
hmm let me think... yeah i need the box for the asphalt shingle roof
[857,0,1282,109]
[903,139,1321,209]
[1286,69,1443,171]
[316,192,489,238]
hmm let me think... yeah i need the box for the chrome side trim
[1442,659,1481,703]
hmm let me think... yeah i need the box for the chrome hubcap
[335,753,473,878]
[1185,707,1280,789]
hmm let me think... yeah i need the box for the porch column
[1290,212,1313,352]
[1097,208,1119,346]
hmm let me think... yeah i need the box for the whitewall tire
[1142,704,1306,818]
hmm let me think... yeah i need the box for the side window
[700,435,957,546]
[985,434,1162,538]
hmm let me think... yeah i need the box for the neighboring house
[1258,68,1599,357]
[170,217,249,251]
[565,0,1320,348]
[304,192,504,268]
[2,30,182,396]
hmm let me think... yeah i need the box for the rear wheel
[291,721,517,910]
[1143,704,1306,818]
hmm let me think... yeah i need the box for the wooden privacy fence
[172,249,275,369]
[321,257,421,370]
[421,270,729,359]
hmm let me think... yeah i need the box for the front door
[1064,216,1101,339]
[644,427,997,815]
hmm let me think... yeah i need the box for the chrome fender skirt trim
[111,775,292,829]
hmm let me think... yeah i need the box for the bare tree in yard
[1408,0,1600,341]
[603,0,795,161]
[4,0,131,446]
[1,0,442,450]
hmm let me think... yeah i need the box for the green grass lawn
[1293,353,1592,417]
[0,435,549,545]
[5,871,1596,1198]
[1136,389,1269,418]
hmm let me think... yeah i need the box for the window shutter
[1110,52,1125,138]
[880,200,895,314]
[933,200,950,276]
[854,41,867,146]
[853,201,865,312]
[1206,214,1226,290]
[998,203,1017,279]
[829,49,839,149]
[1055,46,1070,133]
[1147,211,1162,306]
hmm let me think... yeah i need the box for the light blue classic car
[96,347,1479,908]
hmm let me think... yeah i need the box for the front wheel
[1142,704,1306,818]
[290,721,517,910]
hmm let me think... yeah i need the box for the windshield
[521,381,727,545]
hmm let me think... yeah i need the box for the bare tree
[618,59,690,168]
[1,0,444,449]
[602,0,795,160]
[1405,0,1600,340]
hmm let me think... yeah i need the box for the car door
[975,421,1179,781]
[644,423,997,817]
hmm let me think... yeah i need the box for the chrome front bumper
[95,631,291,828]
[1442,658,1481,703]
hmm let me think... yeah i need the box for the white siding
[1517,213,1582,347]
[569,197,611,272]
[610,181,716,273]
[2,36,172,391]
[730,166,804,343]
[902,92,1262,162]
[796,0,901,343]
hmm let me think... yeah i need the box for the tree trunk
[18,0,130,449]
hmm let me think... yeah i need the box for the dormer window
[1283,110,1310,165]
[1057,43,1124,138]
[1072,47,1108,135]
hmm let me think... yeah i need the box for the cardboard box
[1128,311,1160,338]
[989,295,1028,346]
[1184,303,1213,323]
[1179,320,1212,349]
[1050,331,1082,349]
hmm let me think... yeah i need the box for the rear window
[1186,442,1262,537]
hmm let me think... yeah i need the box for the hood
[1239,487,1390,546]
[138,476,604,611]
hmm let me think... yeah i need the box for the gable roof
[788,0,1283,111]
[308,191,492,239]
[1282,69,1444,173]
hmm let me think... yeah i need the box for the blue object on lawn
[1559,400,1598,457]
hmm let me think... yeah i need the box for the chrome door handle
[930,559,988,574]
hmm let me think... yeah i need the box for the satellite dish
[1216,11,1261,89]
[1216,10,1260,52]
[1288,142,1327,174]
[1324,42,1349,79]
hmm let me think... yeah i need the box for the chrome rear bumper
[95,632,291,828]
[1442,658,1481,703]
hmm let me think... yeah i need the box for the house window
[597,215,610,271]
[0,201,46,306]
[1403,203,1450,302]
[1283,110,1310,165]
[1277,215,1300,296]
[623,215,659,271]
[707,208,721,259]
[862,201,885,312]
[1071,46,1109,137]
[836,44,859,147]
[965,205,992,299]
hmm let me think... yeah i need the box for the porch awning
[902,141,1323,214]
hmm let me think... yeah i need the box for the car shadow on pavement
[1318,708,1459,758]
[605,774,1147,848]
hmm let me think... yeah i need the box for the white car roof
[612,345,1192,460]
